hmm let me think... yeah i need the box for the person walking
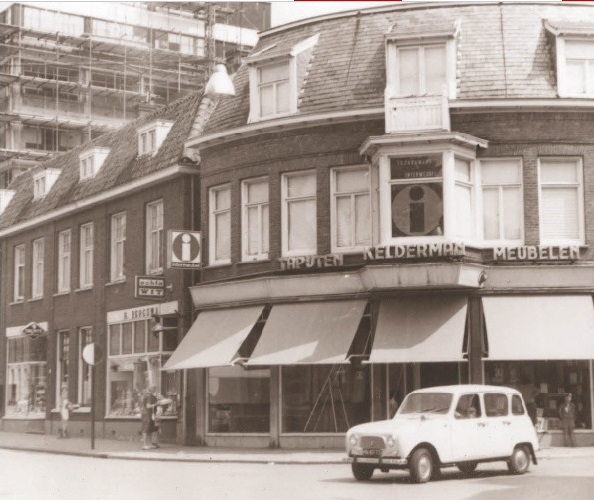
[141,386,158,450]
[558,393,577,447]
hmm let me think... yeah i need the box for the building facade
[179,1,594,448]
[0,1,270,188]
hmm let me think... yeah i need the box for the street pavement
[1,430,594,464]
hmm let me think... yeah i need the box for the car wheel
[351,463,374,481]
[507,445,530,475]
[457,462,478,475]
[409,448,434,483]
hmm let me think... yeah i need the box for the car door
[450,393,482,462]
[482,392,512,458]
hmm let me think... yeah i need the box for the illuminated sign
[168,230,201,269]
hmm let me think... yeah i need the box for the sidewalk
[1,431,594,464]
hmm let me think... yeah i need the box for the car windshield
[398,392,453,415]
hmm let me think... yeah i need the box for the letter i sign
[168,230,202,268]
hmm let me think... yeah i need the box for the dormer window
[33,168,60,199]
[137,121,173,156]
[247,34,319,123]
[79,147,109,180]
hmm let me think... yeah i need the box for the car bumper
[349,456,408,466]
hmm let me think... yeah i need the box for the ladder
[303,364,350,433]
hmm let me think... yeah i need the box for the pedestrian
[558,393,576,447]
[389,391,399,418]
[59,390,74,438]
[141,385,158,450]
[518,375,540,425]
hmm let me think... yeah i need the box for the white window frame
[146,200,164,274]
[555,36,594,98]
[241,177,269,262]
[14,244,25,302]
[110,212,126,282]
[57,229,71,293]
[537,157,585,245]
[209,184,232,266]
[479,158,524,245]
[281,170,317,257]
[330,166,372,253]
[31,238,44,299]
[77,327,93,407]
[79,222,94,288]
[56,330,69,407]
[453,157,476,241]
[137,121,172,156]
[33,173,46,199]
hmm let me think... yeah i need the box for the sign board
[167,230,201,269]
[22,321,46,340]
[492,245,580,262]
[82,343,103,365]
[134,276,166,300]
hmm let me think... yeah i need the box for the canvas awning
[482,295,594,360]
[368,296,468,363]
[247,300,367,365]
[163,305,264,370]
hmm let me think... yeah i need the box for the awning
[368,296,468,363]
[482,295,594,360]
[162,306,264,370]
[247,300,367,365]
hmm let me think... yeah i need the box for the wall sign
[279,253,344,270]
[22,321,46,339]
[107,301,179,324]
[493,245,580,262]
[134,276,166,300]
[364,243,465,261]
[168,230,201,269]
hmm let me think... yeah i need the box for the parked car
[346,385,539,483]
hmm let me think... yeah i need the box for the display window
[106,319,179,417]
[5,336,47,416]
[208,366,270,433]
[484,360,592,430]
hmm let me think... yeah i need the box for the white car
[346,384,539,483]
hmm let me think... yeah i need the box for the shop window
[57,229,71,293]
[146,200,163,274]
[78,327,92,407]
[282,170,317,256]
[14,244,25,302]
[331,166,372,252]
[79,222,94,288]
[209,184,231,265]
[241,177,269,262]
[281,364,371,433]
[208,366,270,433]
[5,335,47,416]
[538,158,584,245]
[56,331,69,407]
[110,212,126,282]
[31,238,44,299]
[106,318,179,417]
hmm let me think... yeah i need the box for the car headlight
[387,435,396,447]
[349,434,358,446]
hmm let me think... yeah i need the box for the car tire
[457,462,478,475]
[507,445,530,475]
[351,463,374,481]
[409,448,434,483]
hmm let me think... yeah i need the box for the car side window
[511,395,525,415]
[484,393,509,417]
[454,394,481,419]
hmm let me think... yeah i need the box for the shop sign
[492,245,580,262]
[279,253,344,270]
[134,276,166,300]
[390,155,442,180]
[22,321,46,339]
[107,301,178,324]
[168,230,201,269]
[364,243,465,261]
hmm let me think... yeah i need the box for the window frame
[79,222,94,289]
[209,184,232,266]
[145,200,164,274]
[281,170,318,257]
[56,330,70,407]
[555,36,594,98]
[31,238,44,299]
[13,244,25,302]
[77,326,93,407]
[248,58,297,123]
[330,165,372,253]
[241,177,269,262]
[395,43,448,98]
[537,157,585,245]
[110,211,126,282]
[57,229,71,293]
[33,173,46,199]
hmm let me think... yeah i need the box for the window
[484,393,509,417]
[32,168,61,198]
[137,121,172,156]
[397,44,447,97]
[14,244,25,301]
[481,159,523,243]
[31,238,44,299]
[258,62,290,118]
[454,158,475,240]
[511,395,525,416]
[57,229,71,293]
[78,327,92,407]
[564,41,594,96]
[242,178,269,261]
[146,200,164,273]
[110,212,126,281]
[455,393,482,419]
[538,158,584,244]
[80,156,94,179]
[79,223,94,288]
[56,331,69,406]
[282,171,317,256]
[331,167,371,252]
[107,319,179,417]
[33,174,46,199]
[209,185,231,265]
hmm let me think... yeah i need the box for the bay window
[242,178,269,261]
[209,185,231,265]
[282,170,317,256]
[454,158,475,240]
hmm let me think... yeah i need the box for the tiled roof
[1,91,207,230]
[204,2,594,135]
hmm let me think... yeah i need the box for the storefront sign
[168,230,202,269]
[364,243,465,261]
[492,245,580,262]
[134,276,166,300]
[21,321,46,339]
[107,301,178,324]
[279,253,344,270]
[391,155,442,179]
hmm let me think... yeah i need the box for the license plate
[362,449,382,457]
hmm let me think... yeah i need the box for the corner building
[177,2,594,448]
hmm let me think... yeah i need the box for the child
[59,392,74,438]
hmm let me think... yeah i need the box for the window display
[208,366,270,433]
